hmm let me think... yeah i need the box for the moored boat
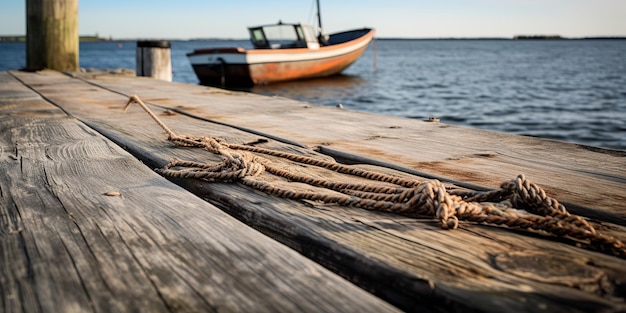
[187,2,374,86]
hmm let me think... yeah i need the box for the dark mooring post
[26,0,79,72]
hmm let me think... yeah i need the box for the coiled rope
[125,95,626,258]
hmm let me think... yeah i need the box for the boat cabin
[249,22,321,50]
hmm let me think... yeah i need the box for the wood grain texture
[8,70,626,312]
[0,71,398,313]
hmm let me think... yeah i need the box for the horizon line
[1,35,626,42]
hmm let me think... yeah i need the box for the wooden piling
[25,0,79,71]
[136,40,172,81]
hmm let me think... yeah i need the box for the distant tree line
[513,35,563,40]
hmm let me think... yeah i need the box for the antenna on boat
[315,0,328,44]
[316,0,323,35]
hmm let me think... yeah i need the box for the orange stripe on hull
[248,43,370,84]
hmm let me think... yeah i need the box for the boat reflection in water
[242,74,368,105]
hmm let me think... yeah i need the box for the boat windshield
[249,23,310,49]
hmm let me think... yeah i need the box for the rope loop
[501,174,568,216]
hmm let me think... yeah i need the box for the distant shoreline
[1,35,625,42]
[0,35,110,42]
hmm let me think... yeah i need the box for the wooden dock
[2,70,625,312]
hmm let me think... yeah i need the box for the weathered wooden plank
[0,71,398,313]
[8,70,626,312]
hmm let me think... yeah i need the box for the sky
[1,0,625,39]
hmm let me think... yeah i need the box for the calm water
[1,39,625,150]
